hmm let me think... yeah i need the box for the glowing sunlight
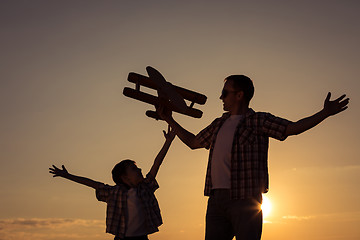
[261,195,272,218]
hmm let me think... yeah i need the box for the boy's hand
[323,92,349,117]
[49,165,69,178]
[163,125,176,142]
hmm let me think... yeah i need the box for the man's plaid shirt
[196,108,291,200]
[95,173,162,238]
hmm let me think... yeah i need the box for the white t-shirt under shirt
[211,114,243,189]
[126,188,148,237]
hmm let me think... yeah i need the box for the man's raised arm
[285,92,349,136]
[157,106,203,150]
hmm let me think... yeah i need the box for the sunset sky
[1,1,359,240]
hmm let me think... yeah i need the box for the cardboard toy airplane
[123,66,207,120]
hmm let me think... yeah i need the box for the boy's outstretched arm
[285,92,349,136]
[49,165,102,190]
[149,125,175,178]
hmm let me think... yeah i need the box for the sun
[261,194,272,218]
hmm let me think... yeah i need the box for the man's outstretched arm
[49,165,102,190]
[285,92,349,136]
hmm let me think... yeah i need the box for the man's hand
[323,92,349,117]
[285,92,349,136]
[156,104,173,122]
[49,165,69,178]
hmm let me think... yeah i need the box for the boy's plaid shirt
[95,174,162,238]
[196,108,291,200]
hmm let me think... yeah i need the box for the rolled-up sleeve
[143,173,159,192]
[95,183,112,202]
[195,119,220,149]
[262,113,292,141]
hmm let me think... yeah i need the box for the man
[157,75,349,240]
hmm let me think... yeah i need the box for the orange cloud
[0,218,107,240]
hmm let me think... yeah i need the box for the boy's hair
[112,159,135,185]
[225,75,254,103]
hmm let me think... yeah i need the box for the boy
[49,126,175,240]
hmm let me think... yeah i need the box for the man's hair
[112,159,135,185]
[225,75,254,103]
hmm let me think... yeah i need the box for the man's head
[112,160,144,187]
[220,75,254,112]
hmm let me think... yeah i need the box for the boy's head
[112,160,144,187]
[221,75,254,108]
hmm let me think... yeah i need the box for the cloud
[289,164,360,172]
[0,218,106,240]
[0,218,103,230]
[339,165,360,171]
[282,211,360,223]
[282,215,315,221]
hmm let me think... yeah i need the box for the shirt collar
[221,108,255,120]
